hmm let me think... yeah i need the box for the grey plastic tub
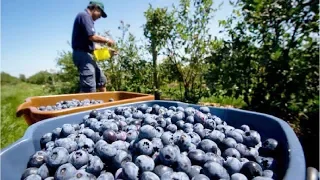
[0,100,306,180]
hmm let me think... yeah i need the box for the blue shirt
[71,10,95,52]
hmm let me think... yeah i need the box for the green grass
[1,83,49,149]
[200,95,247,108]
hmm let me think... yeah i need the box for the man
[71,0,115,93]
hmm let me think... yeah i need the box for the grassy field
[1,83,49,149]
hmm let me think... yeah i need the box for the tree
[165,0,216,103]
[205,0,319,168]
[19,74,26,82]
[143,5,175,99]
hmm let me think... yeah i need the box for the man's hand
[106,38,115,46]
[109,48,118,56]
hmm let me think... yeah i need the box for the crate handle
[16,101,31,117]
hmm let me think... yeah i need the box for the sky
[1,0,233,78]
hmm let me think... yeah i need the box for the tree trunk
[152,42,160,100]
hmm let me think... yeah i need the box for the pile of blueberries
[22,104,280,180]
[37,99,106,111]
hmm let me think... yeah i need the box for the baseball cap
[89,0,107,18]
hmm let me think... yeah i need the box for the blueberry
[103,130,117,143]
[153,165,174,177]
[164,109,174,118]
[27,151,47,168]
[132,110,144,119]
[187,165,202,178]
[69,169,96,180]
[171,111,185,124]
[89,110,99,118]
[151,104,161,114]
[204,119,216,130]
[135,155,155,172]
[40,133,53,149]
[52,127,62,140]
[81,128,95,139]
[140,171,160,180]
[46,147,69,169]
[194,111,207,124]
[198,139,218,153]
[204,152,224,165]
[221,137,238,150]
[112,141,129,151]
[46,141,55,151]
[183,123,194,133]
[137,139,154,155]
[24,174,42,180]
[21,167,39,180]
[223,148,241,159]
[54,163,77,180]
[152,138,164,152]
[37,163,49,179]
[255,156,277,170]
[138,104,148,113]
[188,149,206,165]
[78,138,95,153]
[176,120,185,129]
[186,116,195,124]
[97,172,114,180]
[176,154,192,173]
[68,150,89,169]
[194,126,206,138]
[231,173,248,180]
[156,117,167,128]
[172,172,190,180]
[113,150,133,169]
[96,144,117,161]
[199,106,210,114]
[226,130,244,143]
[207,130,225,144]
[61,124,76,137]
[224,157,243,175]
[243,130,261,148]
[202,161,230,179]
[262,170,277,179]
[176,133,193,151]
[235,143,249,156]
[159,145,178,166]
[115,131,127,141]
[122,162,139,180]
[160,131,174,145]
[166,124,178,133]
[126,130,139,142]
[86,155,104,176]
[155,127,164,137]
[188,132,201,145]
[55,138,78,153]
[91,132,102,143]
[139,125,158,140]
[240,161,263,179]
[259,138,279,156]
[184,107,195,117]
[192,174,210,180]
[101,122,119,132]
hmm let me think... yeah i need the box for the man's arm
[80,14,115,46]
[89,35,114,46]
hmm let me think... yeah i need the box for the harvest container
[3,100,306,180]
[16,91,154,125]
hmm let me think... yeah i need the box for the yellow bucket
[93,47,111,61]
